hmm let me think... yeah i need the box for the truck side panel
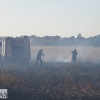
[6,39,12,57]
[24,39,30,60]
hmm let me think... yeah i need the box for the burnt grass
[0,62,100,100]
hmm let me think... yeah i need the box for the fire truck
[0,36,31,66]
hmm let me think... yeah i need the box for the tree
[77,33,81,38]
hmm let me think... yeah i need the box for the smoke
[73,46,100,63]
[31,53,72,63]
[30,46,100,63]
[52,56,72,62]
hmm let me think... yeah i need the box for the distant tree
[77,33,82,38]
[69,36,75,45]
[29,34,100,46]
[30,35,36,39]
[54,36,61,40]
[93,40,100,47]
[43,36,51,40]
[70,36,75,40]
[93,35,100,47]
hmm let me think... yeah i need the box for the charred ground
[0,62,100,100]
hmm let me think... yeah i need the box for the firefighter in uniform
[34,49,45,67]
[71,49,78,63]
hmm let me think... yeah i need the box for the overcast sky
[0,0,100,38]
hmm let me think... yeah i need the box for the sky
[0,0,100,38]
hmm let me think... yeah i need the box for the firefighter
[71,49,78,63]
[34,49,45,67]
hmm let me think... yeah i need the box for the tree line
[30,33,100,47]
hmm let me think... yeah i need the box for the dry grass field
[0,46,100,100]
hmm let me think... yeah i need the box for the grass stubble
[0,62,100,100]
